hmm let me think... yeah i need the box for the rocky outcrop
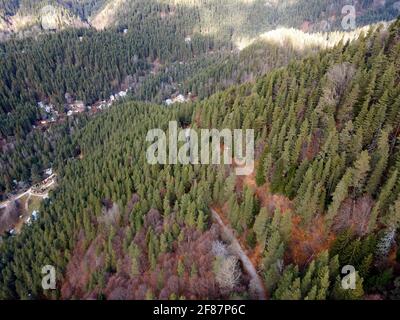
[0,4,89,39]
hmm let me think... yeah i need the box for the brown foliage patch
[289,215,335,267]
[236,169,293,214]
[61,231,105,299]
[61,207,245,300]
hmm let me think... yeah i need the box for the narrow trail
[210,208,267,300]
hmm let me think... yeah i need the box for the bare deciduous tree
[98,203,120,225]
[214,255,240,291]
[212,240,228,257]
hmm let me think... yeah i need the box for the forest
[0,3,226,138]
[2,0,358,194]
[2,0,396,189]
[1,17,400,300]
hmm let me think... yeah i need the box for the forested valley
[1,0,356,196]
[1,16,400,300]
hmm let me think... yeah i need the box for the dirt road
[211,208,267,300]
[0,174,56,210]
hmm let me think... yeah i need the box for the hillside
[79,0,400,37]
[0,0,90,39]
[1,18,400,300]
[0,21,378,196]
[1,0,399,41]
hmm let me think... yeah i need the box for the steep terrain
[1,18,400,300]
[1,0,399,40]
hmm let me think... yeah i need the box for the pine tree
[369,169,398,232]
[366,130,389,195]
[351,150,370,195]
[262,230,285,271]
[129,243,141,276]
[177,260,185,277]
[326,170,352,226]
[253,207,269,247]
[197,210,206,232]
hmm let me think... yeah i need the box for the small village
[35,89,130,130]
[35,85,194,132]
[165,92,194,106]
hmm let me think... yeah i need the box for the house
[44,168,53,176]
[185,36,192,43]
[73,100,85,110]
[67,101,85,115]
[32,211,39,221]
[174,94,186,103]
[165,94,188,105]
[118,91,127,98]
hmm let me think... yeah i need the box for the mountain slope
[0,1,90,36]
[1,18,400,300]
[1,0,399,40]
[89,0,400,37]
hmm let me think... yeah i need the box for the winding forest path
[210,208,267,300]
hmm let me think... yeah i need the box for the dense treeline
[191,19,400,299]
[1,2,400,301]
[0,101,249,299]
[1,0,398,137]
[0,29,312,194]
[3,0,393,197]
[0,114,87,198]
[95,0,400,39]
[0,1,226,138]
[183,39,309,100]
